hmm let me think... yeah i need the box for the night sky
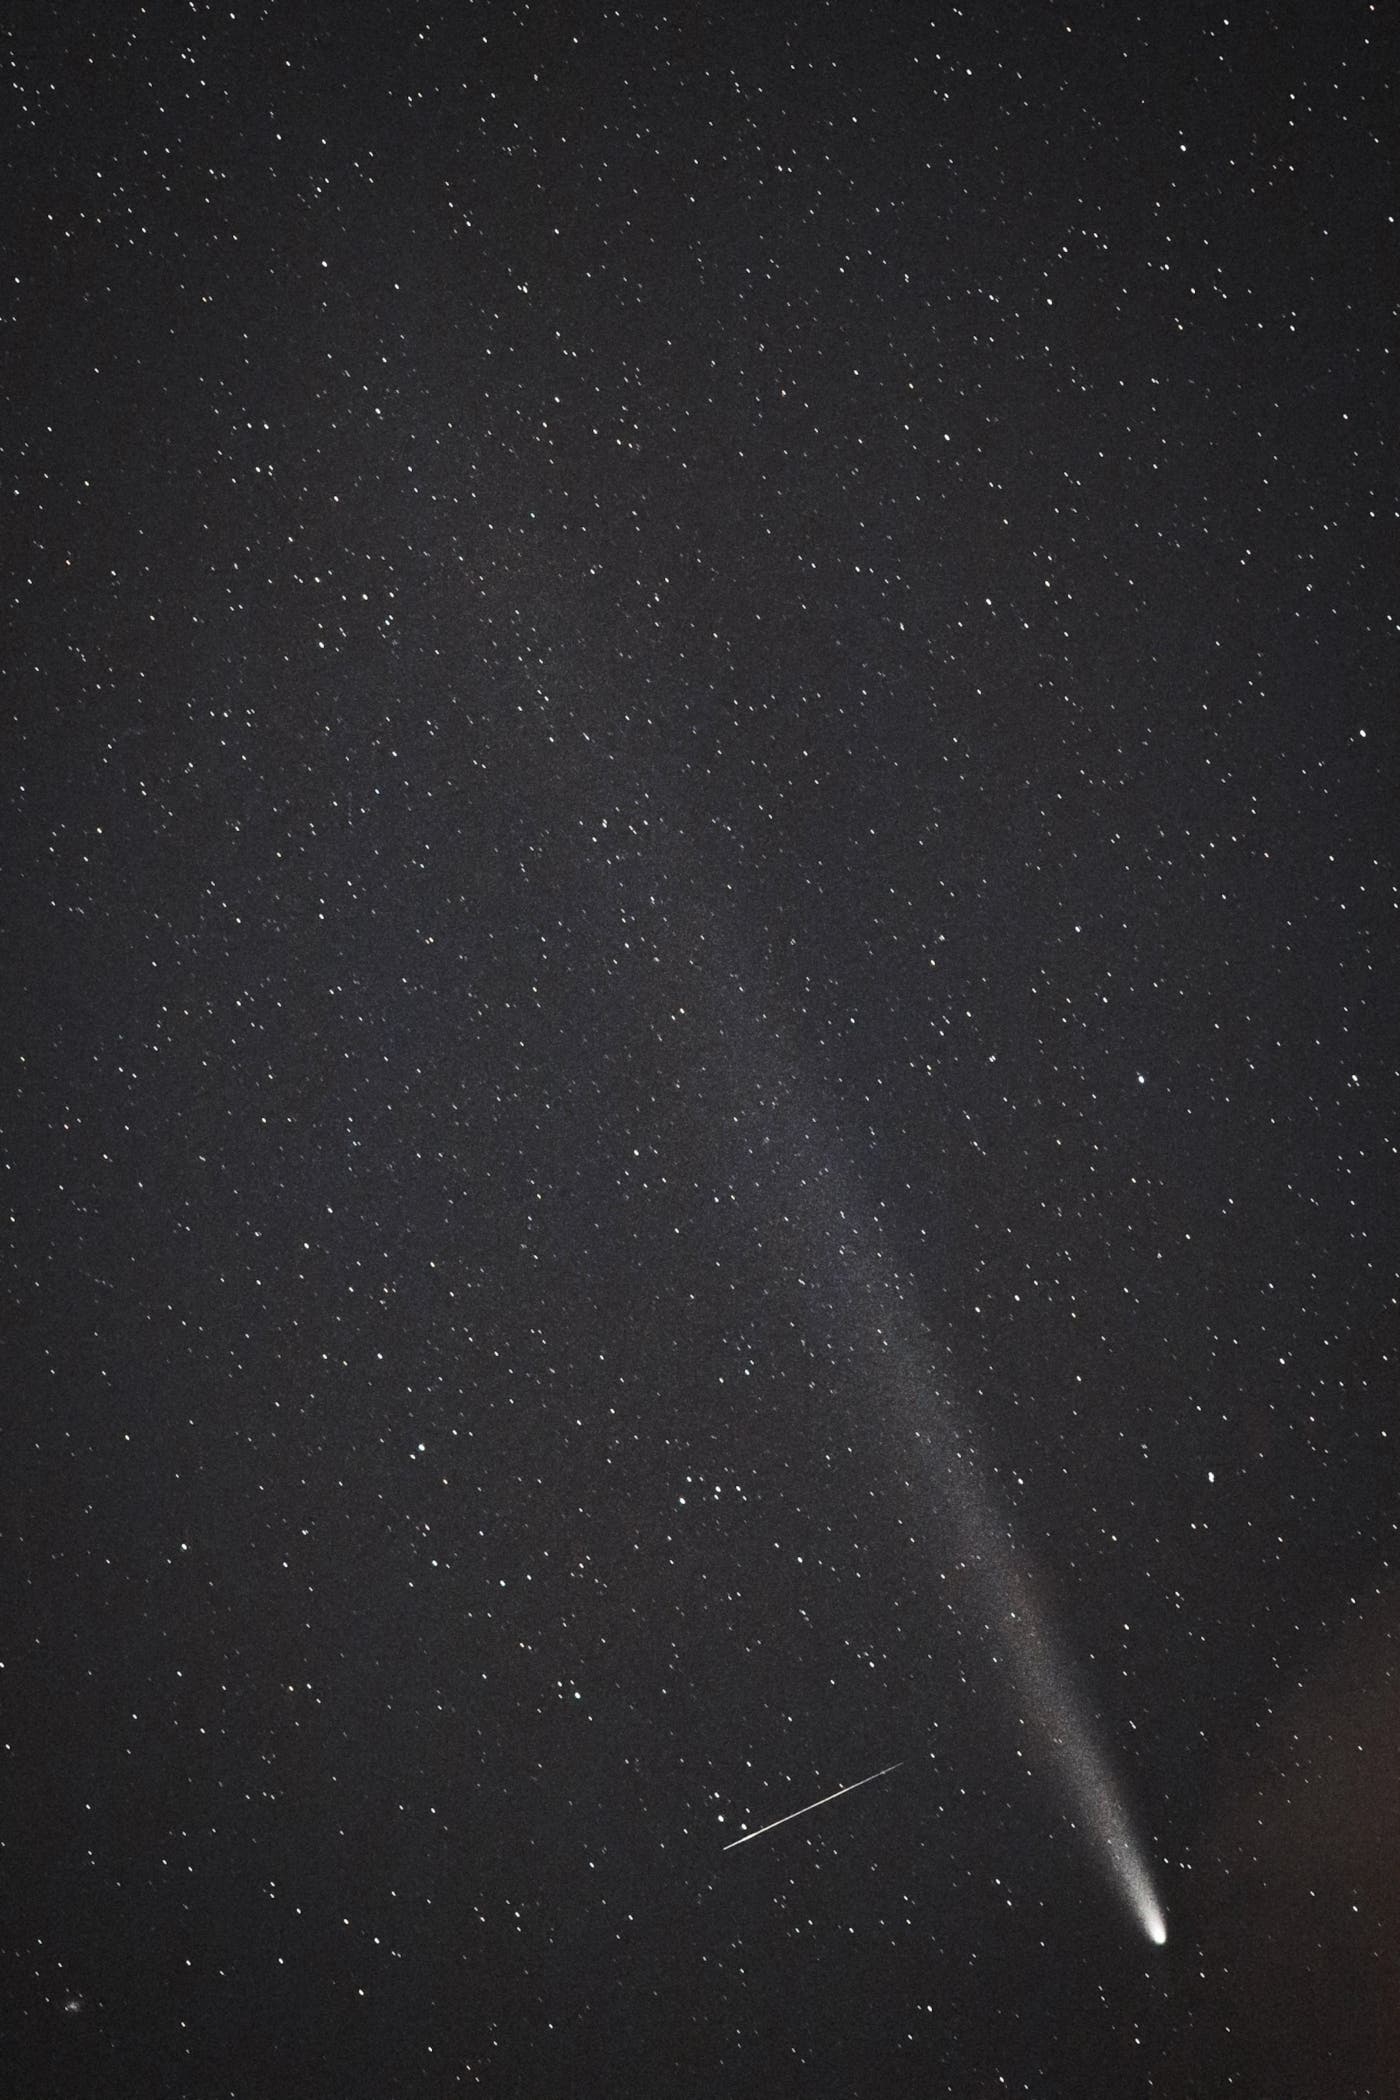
[5,4,1397,2095]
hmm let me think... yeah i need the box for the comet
[948,1490,1169,1947]
[619,825,1167,1940]
[723,1761,903,1851]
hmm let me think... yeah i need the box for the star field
[4,4,1397,2094]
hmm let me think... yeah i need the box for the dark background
[3,3,1396,2093]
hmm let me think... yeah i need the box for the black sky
[4,3,1397,2094]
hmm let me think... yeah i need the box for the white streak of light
[723,1762,903,1851]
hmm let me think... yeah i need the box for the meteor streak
[723,1761,903,1851]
